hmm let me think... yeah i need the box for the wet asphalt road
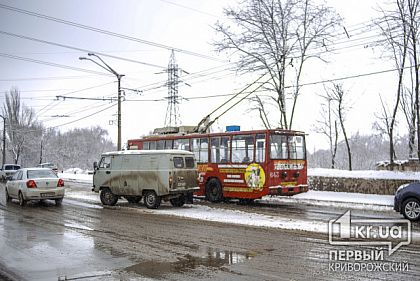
[0,183,420,281]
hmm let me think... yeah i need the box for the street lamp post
[0,115,6,166]
[79,53,124,151]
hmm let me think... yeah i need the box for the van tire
[144,191,161,209]
[170,195,185,207]
[100,188,118,206]
[206,178,223,202]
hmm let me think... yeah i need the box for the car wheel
[5,188,11,202]
[126,196,142,204]
[55,198,63,206]
[402,198,420,221]
[18,192,26,207]
[205,178,223,202]
[170,195,185,207]
[144,191,161,209]
[100,188,118,206]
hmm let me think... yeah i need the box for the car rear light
[26,180,37,188]
[57,179,64,187]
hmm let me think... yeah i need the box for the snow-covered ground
[60,169,417,239]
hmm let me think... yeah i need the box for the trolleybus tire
[206,178,223,202]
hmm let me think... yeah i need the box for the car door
[8,170,23,198]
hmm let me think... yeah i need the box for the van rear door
[171,156,197,191]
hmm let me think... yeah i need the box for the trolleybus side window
[156,140,165,150]
[210,137,230,163]
[149,141,156,150]
[142,142,150,150]
[289,136,306,159]
[255,134,266,163]
[232,135,254,163]
[165,140,173,149]
[174,139,190,151]
[192,138,209,163]
[270,134,288,159]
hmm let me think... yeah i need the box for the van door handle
[106,171,111,174]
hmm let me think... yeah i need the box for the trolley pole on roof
[79,53,124,150]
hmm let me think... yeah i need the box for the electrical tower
[164,50,182,128]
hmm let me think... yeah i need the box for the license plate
[41,192,55,197]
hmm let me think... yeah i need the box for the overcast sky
[0,0,400,151]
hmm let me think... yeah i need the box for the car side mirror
[93,161,98,170]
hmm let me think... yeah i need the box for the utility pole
[79,53,124,150]
[0,115,6,166]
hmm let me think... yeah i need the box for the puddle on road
[125,247,256,279]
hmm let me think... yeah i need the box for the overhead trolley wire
[0,3,225,62]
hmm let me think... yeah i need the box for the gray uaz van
[92,150,199,209]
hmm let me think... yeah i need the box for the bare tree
[2,88,39,164]
[214,0,341,129]
[248,95,272,129]
[376,0,410,165]
[373,94,398,162]
[326,83,352,170]
[315,94,339,169]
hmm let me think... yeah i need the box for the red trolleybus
[127,128,308,202]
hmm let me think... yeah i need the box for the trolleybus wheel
[206,178,223,202]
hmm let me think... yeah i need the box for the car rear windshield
[27,169,58,179]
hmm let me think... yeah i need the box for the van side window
[99,156,111,168]
[185,157,194,168]
[173,157,184,168]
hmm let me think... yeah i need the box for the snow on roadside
[259,190,395,212]
[64,190,328,233]
[59,172,395,210]
[309,168,420,180]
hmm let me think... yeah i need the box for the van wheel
[100,188,118,206]
[206,178,223,202]
[126,196,142,204]
[170,195,185,207]
[144,191,161,209]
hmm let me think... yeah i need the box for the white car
[5,168,65,206]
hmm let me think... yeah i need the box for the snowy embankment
[309,168,420,180]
